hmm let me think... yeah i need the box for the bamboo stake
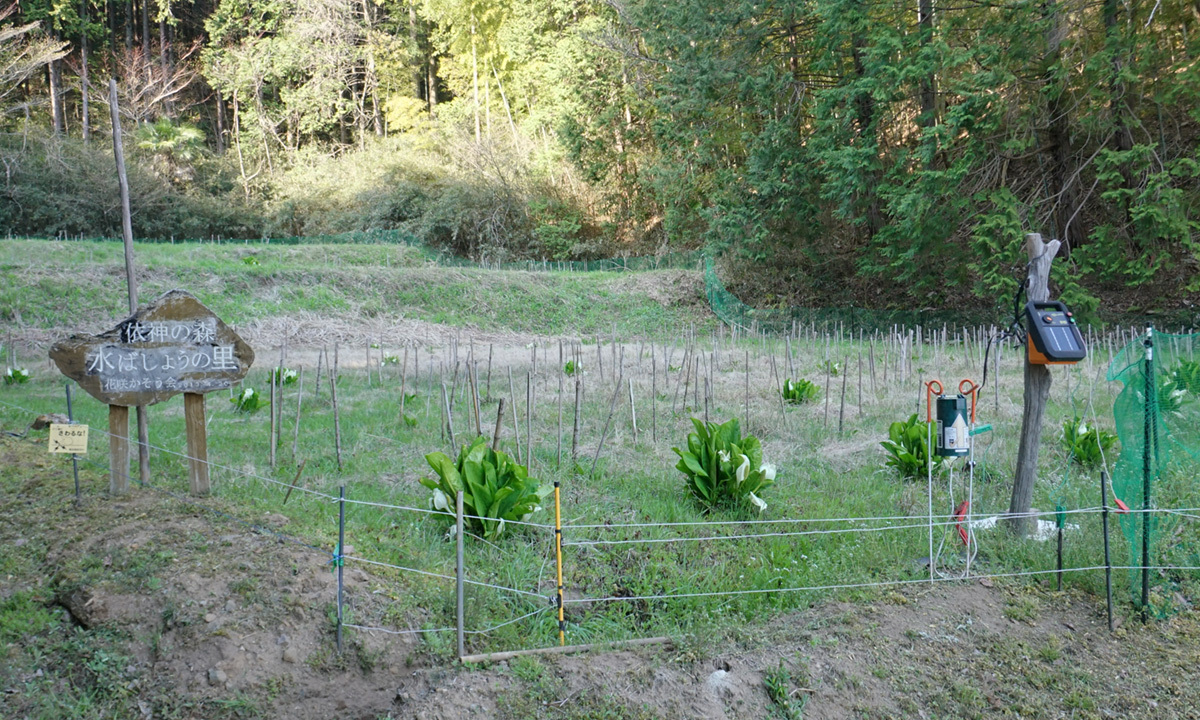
[571,377,582,461]
[557,349,565,468]
[651,344,658,445]
[526,371,533,469]
[292,365,304,461]
[399,345,409,420]
[442,382,456,449]
[331,345,342,471]
[269,369,277,468]
[590,370,624,476]
[492,398,505,451]
[838,357,848,435]
[857,349,863,418]
[628,376,639,444]
[508,368,522,461]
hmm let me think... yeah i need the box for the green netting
[1107,329,1200,610]
[704,257,995,334]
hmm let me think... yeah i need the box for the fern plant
[672,418,775,512]
[880,414,943,479]
[419,436,551,540]
[1061,417,1117,467]
[782,378,819,404]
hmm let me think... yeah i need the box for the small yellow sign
[49,423,89,454]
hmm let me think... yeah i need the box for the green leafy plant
[4,367,29,385]
[270,367,298,385]
[1144,376,1192,416]
[230,387,269,413]
[241,256,260,266]
[782,378,819,404]
[820,360,841,376]
[880,414,943,479]
[1172,360,1200,395]
[382,354,400,366]
[563,360,579,376]
[1061,417,1118,467]
[419,437,551,540]
[672,418,775,512]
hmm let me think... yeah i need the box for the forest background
[1,0,1197,320]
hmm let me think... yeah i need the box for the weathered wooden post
[50,290,254,496]
[1008,233,1061,535]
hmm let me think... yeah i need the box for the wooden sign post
[49,290,254,496]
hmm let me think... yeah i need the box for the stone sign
[49,290,254,407]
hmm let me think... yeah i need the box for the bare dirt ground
[3,432,1198,720]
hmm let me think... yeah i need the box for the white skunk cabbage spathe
[432,487,450,512]
[735,454,750,485]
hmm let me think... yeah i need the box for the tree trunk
[141,0,150,49]
[1008,234,1061,536]
[215,93,227,154]
[471,16,480,142]
[1042,0,1073,249]
[917,0,936,128]
[48,49,65,135]
[125,0,134,49]
[428,55,439,113]
[81,0,91,143]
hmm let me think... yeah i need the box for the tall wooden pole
[109,78,150,486]
[1008,233,1061,535]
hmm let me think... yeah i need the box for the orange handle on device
[958,379,979,424]
[925,380,943,422]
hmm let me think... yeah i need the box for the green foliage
[1172,360,1200,395]
[4,367,30,385]
[880,414,944,479]
[563,360,579,377]
[1061,417,1118,467]
[820,360,841,377]
[270,367,298,385]
[418,436,551,540]
[672,418,775,512]
[764,661,808,720]
[230,387,269,414]
[782,378,819,405]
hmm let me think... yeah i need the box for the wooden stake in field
[508,368,522,462]
[590,369,624,477]
[331,345,343,471]
[571,377,583,462]
[269,370,277,468]
[629,376,639,444]
[442,382,456,450]
[492,398,506,450]
[399,345,410,421]
[526,371,534,469]
[292,365,304,461]
[651,344,658,445]
[838,357,848,435]
[557,346,565,468]
[315,345,325,400]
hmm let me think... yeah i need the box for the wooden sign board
[49,423,89,454]
[48,290,254,497]
[49,289,254,407]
